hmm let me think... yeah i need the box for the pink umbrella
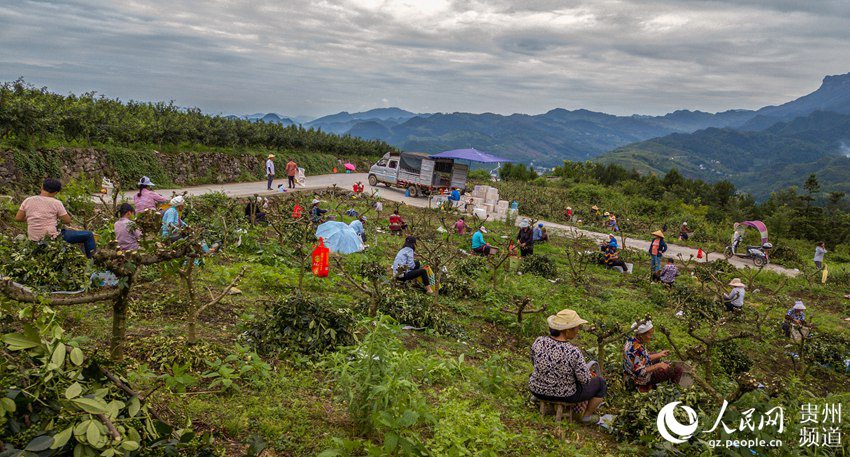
[344,163,356,171]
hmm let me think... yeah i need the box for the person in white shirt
[723,278,746,312]
[813,242,827,269]
[265,154,276,190]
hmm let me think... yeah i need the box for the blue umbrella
[315,221,364,254]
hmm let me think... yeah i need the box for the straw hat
[519,219,530,228]
[479,226,488,233]
[567,206,572,210]
[728,278,747,288]
[792,301,806,310]
[652,230,665,238]
[591,205,599,210]
[170,196,185,206]
[312,198,321,205]
[604,211,610,216]
[547,309,588,331]
[268,154,275,159]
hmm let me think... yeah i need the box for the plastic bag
[311,238,329,277]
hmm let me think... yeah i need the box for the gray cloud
[0,0,848,117]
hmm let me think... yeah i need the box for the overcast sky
[1,0,849,118]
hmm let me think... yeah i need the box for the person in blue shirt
[606,233,618,250]
[161,196,187,240]
[533,223,549,242]
[472,226,497,256]
[392,236,433,294]
[349,216,366,243]
[450,188,461,202]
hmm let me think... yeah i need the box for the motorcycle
[724,242,772,267]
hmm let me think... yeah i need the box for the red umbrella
[344,163,356,171]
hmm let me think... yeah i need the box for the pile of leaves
[376,289,460,336]
[518,254,558,279]
[242,293,357,357]
[0,235,90,291]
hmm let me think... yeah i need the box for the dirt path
[136,173,800,277]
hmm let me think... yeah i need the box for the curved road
[133,173,799,277]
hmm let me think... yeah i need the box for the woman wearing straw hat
[623,320,682,392]
[528,309,607,424]
[723,278,746,312]
[782,301,810,338]
[648,230,668,274]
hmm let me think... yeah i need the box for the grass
[9,192,849,456]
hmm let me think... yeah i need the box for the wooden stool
[538,400,588,421]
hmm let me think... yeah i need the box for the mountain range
[236,72,850,197]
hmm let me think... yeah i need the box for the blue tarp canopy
[315,221,364,254]
[430,148,513,163]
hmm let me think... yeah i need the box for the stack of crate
[468,185,510,221]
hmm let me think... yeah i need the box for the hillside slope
[598,111,850,198]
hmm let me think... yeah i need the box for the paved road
[138,173,799,277]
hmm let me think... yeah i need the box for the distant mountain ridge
[594,73,850,197]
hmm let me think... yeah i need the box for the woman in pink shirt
[133,176,168,212]
[16,178,97,258]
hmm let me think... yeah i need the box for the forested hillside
[598,111,850,198]
[0,80,393,156]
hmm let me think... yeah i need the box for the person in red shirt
[389,209,407,235]
[285,159,298,189]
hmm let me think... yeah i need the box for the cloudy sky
[1,0,849,118]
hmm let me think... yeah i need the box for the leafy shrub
[325,316,434,455]
[427,390,513,456]
[807,332,850,373]
[377,289,460,335]
[715,340,752,375]
[0,235,90,291]
[243,293,356,357]
[518,254,557,279]
[455,256,488,277]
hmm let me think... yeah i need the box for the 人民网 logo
[657,401,699,444]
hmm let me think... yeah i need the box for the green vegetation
[491,161,850,260]
[598,111,850,198]
[0,79,391,193]
[1,183,847,456]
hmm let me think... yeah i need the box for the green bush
[715,340,752,376]
[518,254,557,279]
[243,293,356,357]
[325,316,433,455]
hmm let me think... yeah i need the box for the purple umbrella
[430,148,513,163]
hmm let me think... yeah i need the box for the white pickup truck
[367,152,468,197]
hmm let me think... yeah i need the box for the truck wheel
[407,185,418,198]
[368,174,378,186]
